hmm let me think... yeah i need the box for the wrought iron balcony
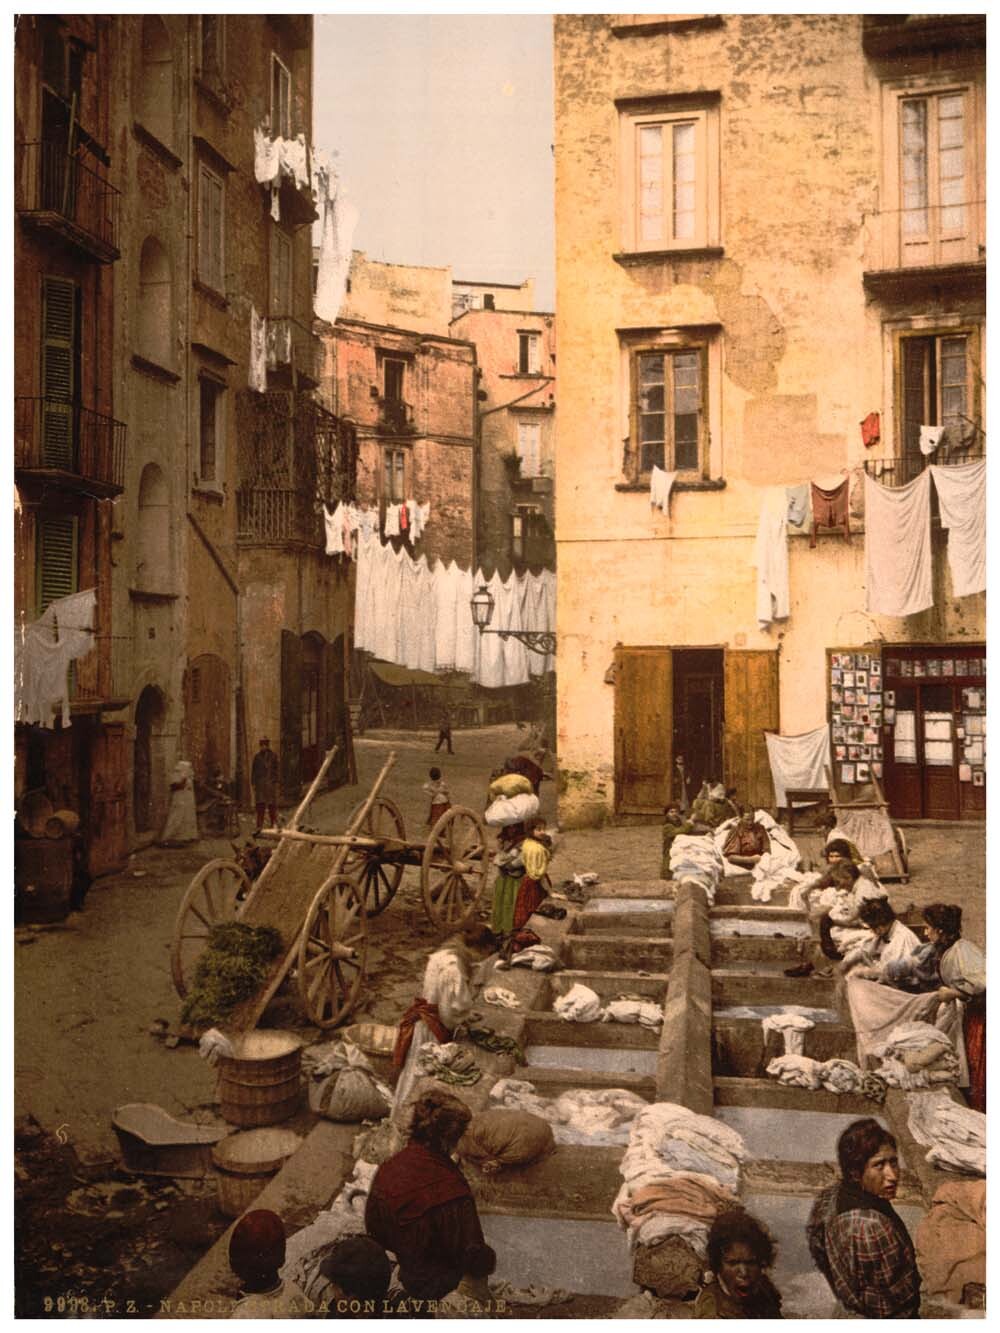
[15,396,126,496]
[266,316,320,385]
[377,397,416,434]
[236,486,323,547]
[862,440,985,490]
[16,141,121,263]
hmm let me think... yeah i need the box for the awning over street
[368,659,448,688]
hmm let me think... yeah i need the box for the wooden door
[323,635,350,788]
[184,653,231,783]
[280,629,302,802]
[614,646,672,814]
[87,722,128,876]
[724,650,779,810]
[675,670,724,795]
[919,682,960,819]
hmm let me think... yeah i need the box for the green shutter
[41,276,77,468]
[36,514,79,615]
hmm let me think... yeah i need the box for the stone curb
[656,881,713,1116]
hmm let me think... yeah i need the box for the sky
[313,15,555,309]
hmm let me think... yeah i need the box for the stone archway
[134,684,166,834]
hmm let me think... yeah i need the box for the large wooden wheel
[421,805,489,933]
[343,796,406,916]
[297,874,368,1029]
[171,859,249,998]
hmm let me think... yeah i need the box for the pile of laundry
[613,1103,747,1256]
[553,983,662,1028]
[280,1159,377,1295]
[489,1077,648,1146]
[762,1011,815,1056]
[253,123,310,221]
[907,1088,985,1176]
[416,1042,481,1086]
[15,588,96,730]
[482,985,521,1011]
[713,810,805,903]
[382,499,430,541]
[766,1055,887,1103]
[668,835,725,905]
[495,943,560,973]
[871,1021,961,1090]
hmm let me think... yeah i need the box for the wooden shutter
[280,629,302,801]
[42,276,77,468]
[199,166,223,291]
[614,645,672,814]
[723,649,779,809]
[270,229,291,315]
[36,513,79,614]
[323,636,350,788]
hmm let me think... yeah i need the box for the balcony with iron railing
[16,141,121,263]
[266,316,321,386]
[863,201,986,297]
[236,487,324,547]
[15,396,127,497]
[861,439,985,490]
[377,397,416,434]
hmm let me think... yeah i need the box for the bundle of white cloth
[871,1021,961,1090]
[499,944,560,973]
[668,834,725,905]
[280,1160,377,1293]
[762,1012,815,1056]
[553,984,662,1028]
[907,1088,985,1176]
[489,1077,647,1146]
[485,791,540,829]
[601,998,663,1029]
[553,983,603,1023]
[767,1054,870,1095]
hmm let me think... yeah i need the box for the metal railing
[378,397,415,433]
[236,487,323,546]
[16,141,121,255]
[266,316,320,381]
[862,441,985,489]
[14,396,127,491]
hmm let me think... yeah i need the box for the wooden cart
[171,748,490,1030]
[825,765,909,883]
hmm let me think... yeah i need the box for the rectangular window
[383,447,406,503]
[633,346,705,476]
[515,419,541,478]
[383,358,406,402]
[518,332,540,375]
[270,53,291,139]
[620,102,717,252]
[197,163,225,293]
[35,513,79,616]
[200,15,225,78]
[512,507,548,566]
[898,332,975,457]
[41,276,79,469]
[199,377,224,484]
[269,228,292,315]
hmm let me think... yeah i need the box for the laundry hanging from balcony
[14,588,97,728]
[929,460,986,598]
[354,531,555,684]
[753,486,790,630]
[863,470,933,617]
[313,149,359,327]
[253,125,311,224]
[649,465,676,513]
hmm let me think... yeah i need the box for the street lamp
[469,584,556,656]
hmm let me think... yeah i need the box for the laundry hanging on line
[863,470,933,617]
[753,486,790,630]
[649,466,677,514]
[810,475,850,545]
[929,460,986,598]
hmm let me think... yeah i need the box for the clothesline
[322,500,431,558]
[354,531,555,686]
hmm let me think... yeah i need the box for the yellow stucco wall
[553,14,985,826]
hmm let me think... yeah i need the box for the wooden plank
[724,650,778,809]
[615,646,672,814]
[287,744,339,830]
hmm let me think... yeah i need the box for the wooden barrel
[45,809,80,839]
[211,1127,302,1218]
[217,1031,303,1128]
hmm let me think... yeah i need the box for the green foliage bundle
[181,922,283,1030]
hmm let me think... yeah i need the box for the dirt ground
[14,723,985,1316]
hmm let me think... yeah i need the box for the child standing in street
[423,766,451,828]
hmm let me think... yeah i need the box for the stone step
[469,1143,623,1218]
[710,904,805,921]
[577,907,673,934]
[523,1011,660,1050]
[580,878,672,900]
[564,932,673,972]
[714,1075,874,1116]
[545,968,670,1004]
[712,971,836,1008]
[518,1063,656,1099]
[712,1019,856,1079]
[711,935,805,964]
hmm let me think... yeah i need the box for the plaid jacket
[807,1183,920,1318]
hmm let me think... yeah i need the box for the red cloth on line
[512,877,547,931]
[399,503,409,531]
[393,997,451,1068]
[810,478,850,546]
[861,411,881,449]
[964,993,986,1113]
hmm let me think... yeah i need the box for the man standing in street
[251,737,279,834]
[435,705,454,755]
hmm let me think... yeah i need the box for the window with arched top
[139,16,174,148]
[138,237,172,368]
[135,462,171,593]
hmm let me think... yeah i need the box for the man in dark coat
[251,737,279,834]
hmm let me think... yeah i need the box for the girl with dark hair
[807,1118,920,1318]
[228,1209,308,1317]
[365,1089,496,1302]
[391,924,498,1123]
[694,1210,782,1318]
[839,897,920,980]
[884,903,986,1112]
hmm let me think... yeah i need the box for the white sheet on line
[930,460,986,598]
[864,470,933,617]
[754,486,790,629]
[764,726,832,807]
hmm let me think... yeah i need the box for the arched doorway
[184,653,231,784]
[134,685,166,833]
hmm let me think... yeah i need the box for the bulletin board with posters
[881,644,986,821]
[826,646,884,790]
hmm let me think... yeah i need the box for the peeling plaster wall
[553,15,986,827]
[340,251,453,336]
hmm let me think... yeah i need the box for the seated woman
[694,1209,783,1319]
[661,802,695,880]
[365,1089,496,1302]
[820,812,862,863]
[807,1118,920,1318]
[722,807,770,869]
[690,781,739,831]
[839,897,920,980]
[883,903,986,1113]
[842,900,936,1068]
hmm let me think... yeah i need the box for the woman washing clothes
[882,903,986,1112]
[391,924,498,1127]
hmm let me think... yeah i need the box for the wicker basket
[211,1127,302,1218]
[217,1031,303,1128]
